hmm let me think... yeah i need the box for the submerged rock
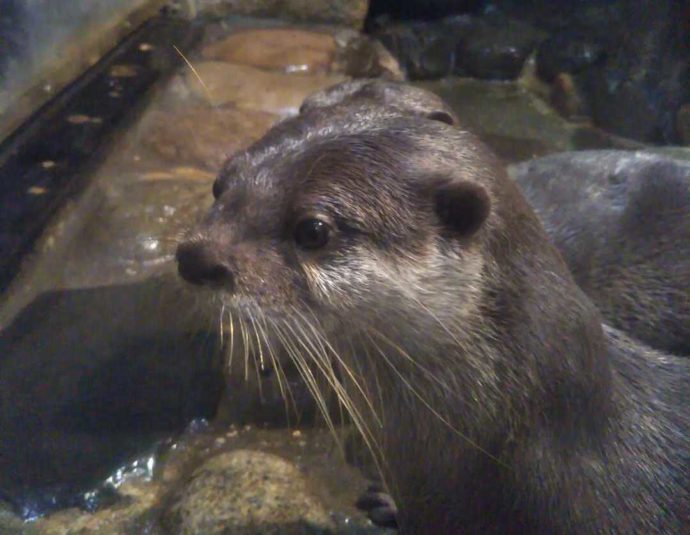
[202,28,337,74]
[161,449,334,534]
[138,106,278,171]
[184,61,346,115]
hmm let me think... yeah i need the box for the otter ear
[426,110,457,126]
[434,181,490,236]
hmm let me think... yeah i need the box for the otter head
[176,114,495,339]
[300,79,460,127]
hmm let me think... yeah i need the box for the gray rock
[162,449,335,534]
[0,276,224,516]
[372,14,545,81]
[459,15,546,80]
[416,78,577,162]
[510,150,690,355]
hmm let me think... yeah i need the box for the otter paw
[356,483,398,529]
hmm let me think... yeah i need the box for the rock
[161,449,335,534]
[458,15,546,80]
[373,14,544,81]
[0,501,24,534]
[416,78,577,162]
[549,72,587,119]
[0,276,223,518]
[32,480,162,535]
[202,29,336,74]
[498,0,689,143]
[194,0,368,29]
[510,150,690,355]
[184,61,346,115]
[535,30,603,83]
[138,106,278,171]
[373,18,465,79]
[59,176,213,286]
[333,31,404,81]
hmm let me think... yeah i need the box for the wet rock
[161,449,335,534]
[0,277,223,518]
[373,14,544,80]
[510,150,690,355]
[535,31,603,83]
[333,31,404,81]
[459,15,546,80]
[194,0,368,29]
[32,480,162,535]
[372,18,465,79]
[0,501,25,534]
[202,28,336,74]
[416,78,576,162]
[138,106,278,171]
[581,1,688,144]
[498,0,689,143]
[59,177,212,286]
[549,72,587,119]
[184,61,346,115]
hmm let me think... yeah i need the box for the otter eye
[294,218,331,250]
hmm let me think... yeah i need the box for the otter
[176,82,689,533]
[511,151,690,356]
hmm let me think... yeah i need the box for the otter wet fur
[176,82,689,534]
[512,151,690,356]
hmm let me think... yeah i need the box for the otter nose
[176,241,235,289]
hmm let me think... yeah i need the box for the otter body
[512,152,690,356]
[177,82,689,534]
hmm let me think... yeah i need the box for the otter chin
[177,81,689,534]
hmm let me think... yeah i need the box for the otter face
[176,120,491,330]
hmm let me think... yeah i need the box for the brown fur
[177,82,689,534]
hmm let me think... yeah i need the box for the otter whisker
[172,44,214,104]
[292,306,382,428]
[364,330,508,470]
[271,320,340,443]
[247,310,265,401]
[238,315,250,382]
[254,314,293,424]
[219,303,226,347]
[282,314,385,473]
[227,306,235,373]
[366,323,462,400]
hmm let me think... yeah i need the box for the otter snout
[176,241,235,290]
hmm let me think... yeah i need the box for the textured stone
[162,450,335,534]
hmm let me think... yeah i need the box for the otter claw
[356,486,398,529]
